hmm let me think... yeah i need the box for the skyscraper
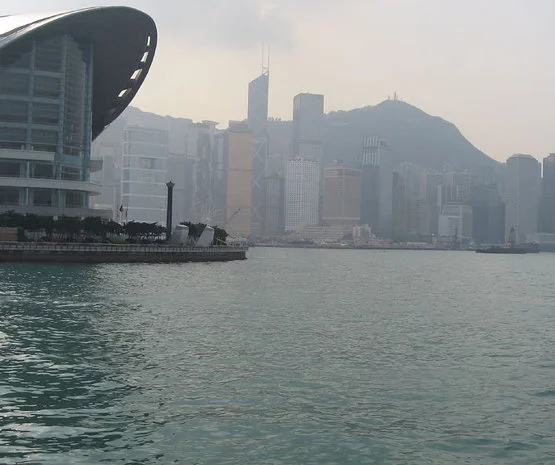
[471,183,504,244]
[285,158,319,231]
[360,136,381,231]
[391,162,428,240]
[425,172,444,237]
[444,171,471,204]
[292,93,324,160]
[292,93,324,219]
[121,125,169,224]
[540,154,555,233]
[323,164,361,226]
[189,121,218,223]
[505,154,541,243]
[224,124,253,236]
[391,171,407,240]
[263,174,285,236]
[248,71,269,236]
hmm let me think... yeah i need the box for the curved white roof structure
[0,6,157,139]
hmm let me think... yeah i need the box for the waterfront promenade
[0,242,247,263]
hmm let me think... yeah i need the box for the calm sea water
[1,248,555,464]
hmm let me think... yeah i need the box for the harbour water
[1,248,555,464]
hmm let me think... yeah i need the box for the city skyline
[7,0,555,163]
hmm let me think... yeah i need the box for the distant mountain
[268,100,499,174]
[323,100,497,171]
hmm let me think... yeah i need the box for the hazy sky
[5,0,555,162]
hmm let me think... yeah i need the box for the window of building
[61,166,81,181]
[33,75,61,98]
[0,127,26,150]
[0,99,28,123]
[124,142,168,157]
[0,187,19,206]
[139,157,152,169]
[31,129,57,152]
[32,163,54,179]
[0,161,21,177]
[34,37,63,72]
[0,73,30,96]
[32,189,52,206]
[65,191,84,208]
[32,102,59,125]
[0,42,32,71]
[122,182,165,196]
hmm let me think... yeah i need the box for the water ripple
[1,251,555,463]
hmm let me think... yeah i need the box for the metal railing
[0,242,248,254]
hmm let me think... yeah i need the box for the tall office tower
[292,93,324,159]
[263,174,285,236]
[425,172,444,237]
[224,124,253,236]
[248,71,269,236]
[187,121,218,223]
[210,133,227,227]
[444,171,471,204]
[323,164,361,226]
[121,126,169,224]
[285,158,319,231]
[471,184,505,244]
[360,136,381,231]
[505,154,541,243]
[391,162,428,240]
[540,154,555,233]
[292,93,324,219]
[438,204,473,242]
[391,171,407,239]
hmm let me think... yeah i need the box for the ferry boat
[476,227,538,254]
[476,245,528,254]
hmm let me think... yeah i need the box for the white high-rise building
[505,154,541,243]
[438,204,473,242]
[121,126,169,224]
[292,93,324,221]
[285,158,319,231]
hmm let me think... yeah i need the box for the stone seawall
[0,243,247,263]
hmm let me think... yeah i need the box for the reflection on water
[1,250,555,463]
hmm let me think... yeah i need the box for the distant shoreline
[255,243,460,252]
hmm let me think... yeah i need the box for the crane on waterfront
[225,208,241,227]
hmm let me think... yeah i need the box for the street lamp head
[166,181,175,189]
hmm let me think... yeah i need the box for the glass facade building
[0,7,157,217]
[0,34,94,211]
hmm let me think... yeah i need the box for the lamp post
[166,181,174,241]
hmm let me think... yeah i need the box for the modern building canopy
[0,6,157,140]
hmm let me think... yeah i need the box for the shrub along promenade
[0,211,246,263]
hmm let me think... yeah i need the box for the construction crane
[225,208,241,228]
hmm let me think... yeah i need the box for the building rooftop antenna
[261,43,270,76]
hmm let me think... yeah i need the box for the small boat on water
[475,227,539,254]
[476,246,528,254]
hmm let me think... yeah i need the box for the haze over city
[6,0,555,162]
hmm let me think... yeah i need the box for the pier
[0,242,247,263]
